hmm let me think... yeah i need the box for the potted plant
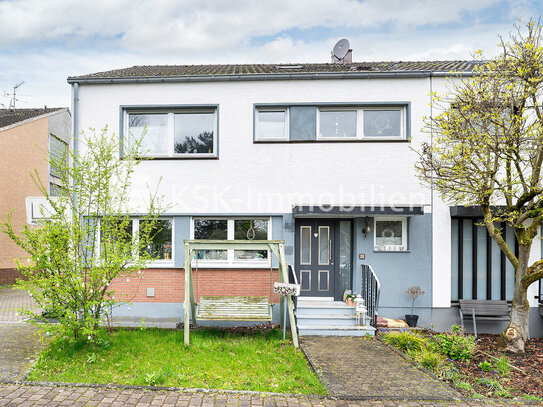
[405,286,425,327]
[345,292,358,306]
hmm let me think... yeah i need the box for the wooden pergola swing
[183,239,299,347]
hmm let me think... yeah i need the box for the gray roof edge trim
[67,70,475,84]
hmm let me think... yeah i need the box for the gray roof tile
[69,60,479,81]
[0,108,65,129]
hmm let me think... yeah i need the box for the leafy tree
[1,127,163,342]
[417,20,543,353]
[175,131,214,154]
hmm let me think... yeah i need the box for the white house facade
[67,61,543,336]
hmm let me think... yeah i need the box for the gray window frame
[120,105,219,159]
[253,102,410,143]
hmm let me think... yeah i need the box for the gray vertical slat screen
[289,106,317,141]
[451,218,514,301]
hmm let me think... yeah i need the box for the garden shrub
[478,360,492,372]
[410,347,445,372]
[432,331,475,361]
[381,330,426,352]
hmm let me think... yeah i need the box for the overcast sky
[0,0,541,109]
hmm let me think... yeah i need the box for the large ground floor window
[99,218,173,266]
[191,217,271,267]
[451,218,515,301]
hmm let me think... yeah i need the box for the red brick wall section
[0,268,27,285]
[110,268,281,304]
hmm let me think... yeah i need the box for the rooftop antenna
[2,81,25,109]
[331,39,350,64]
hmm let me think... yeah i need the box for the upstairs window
[363,109,403,138]
[318,109,357,139]
[123,107,218,158]
[256,109,289,140]
[254,104,407,142]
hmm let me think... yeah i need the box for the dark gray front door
[295,220,335,297]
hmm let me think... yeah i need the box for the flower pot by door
[405,314,418,327]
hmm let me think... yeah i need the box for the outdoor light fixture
[362,216,372,239]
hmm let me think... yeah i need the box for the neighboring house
[67,58,543,336]
[0,108,71,285]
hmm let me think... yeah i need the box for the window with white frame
[124,107,217,158]
[192,217,271,265]
[255,108,289,140]
[319,109,357,139]
[373,217,408,251]
[363,109,403,138]
[318,107,404,140]
[254,104,407,142]
[99,218,173,264]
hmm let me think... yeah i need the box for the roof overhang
[67,70,475,85]
[292,205,424,218]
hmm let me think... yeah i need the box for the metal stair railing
[360,264,380,326]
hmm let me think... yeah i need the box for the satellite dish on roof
[331,39,350,62]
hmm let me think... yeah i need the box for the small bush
[432,331,475,361]
[412,348,445,372]
[478,360,492,372]
[381,330,426,352]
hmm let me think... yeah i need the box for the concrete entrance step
[298,324,375,336]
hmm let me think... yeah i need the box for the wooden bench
[458,299,509,338]
[196,296,273,322]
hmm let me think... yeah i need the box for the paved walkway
[301,337,460,400]
[0,287,43,381]
[0,286,39,323]
[0,384,538,407]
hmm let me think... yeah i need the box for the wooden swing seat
[196,296,273,321]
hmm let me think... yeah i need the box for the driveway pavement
[0,287,42,381]
[0,286,39,323]
[0,384,536,407]
[301,336,460,400]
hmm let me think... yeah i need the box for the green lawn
[28,327,326,395]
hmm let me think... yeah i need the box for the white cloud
[0,0,540,108]
[0,0,502,52]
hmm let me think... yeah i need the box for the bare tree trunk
[499,244,531,353]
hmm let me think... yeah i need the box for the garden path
[0,287,42,381]
[301,336,460,400]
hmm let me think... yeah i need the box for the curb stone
[299,340,334,398]
[0,379,330,400]
[0,379,541,405]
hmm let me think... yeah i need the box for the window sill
[146,260,175,268]
[253,138,410,144]
[373,250,411,253]
[134,155,218,160]
[191,261,272,269]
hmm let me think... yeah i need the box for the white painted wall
[74,75,542,307]
[75,78,433,214]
